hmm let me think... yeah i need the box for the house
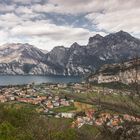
[72,117,91,128]
[61,112,75,118]
[46,102,54,109]
[54,96,59,101]
[123,114,140,122]
[53,102,60,107]
[16,98,40,105]
[8,96,15,101]
[55,113,61,118]
[48,96,53,100]
[60,100,70,106]
[37,96,47,100]
[0,95,7,103]
[95,119,103,126]
[70,99,74,103]
[44,109,49,113]
[85,109,96,119]
[57,84,67,88]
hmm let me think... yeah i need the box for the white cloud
[16,6,33,14]
[0,4,15,13]
[32,0,140,15]
[86,1,140,35]
[0,0,139,51]
[31,0,140,37]
[0,13,20,29]
[10,20,104,50]
[11,0,42,4]
[12,0,40,4]
[26,30,105,51]
[11,21,90,37]
[32,0,98,15]
[0,11,101,50]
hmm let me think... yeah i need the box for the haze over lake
[0,75,82,86]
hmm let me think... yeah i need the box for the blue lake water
[0,75,82,86]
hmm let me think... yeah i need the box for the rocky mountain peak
[105,30,134,42]
[0,43,39,52]
[2,43,30,47]
[116,30,132,36]
[88,34,104,46]
[0,43,45,64]
[51,46,66,52]
[71,42,80,48]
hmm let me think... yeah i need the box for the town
[0,82,139,132]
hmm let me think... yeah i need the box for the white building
[61,112,75,118]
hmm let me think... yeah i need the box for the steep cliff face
[0,43,48,75]
[45,31,140,75]
[89,59,140,84]
[0,43,44,64]
[0,31,140,75]
[65,43,93,75]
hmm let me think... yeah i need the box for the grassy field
[0,102,102,140]
[73,101,94,112]
[45,83,140,116]
[51,102,94,113]
[51,105,77,113]
[54,89,140,115]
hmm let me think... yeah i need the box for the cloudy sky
[0,0,140,51]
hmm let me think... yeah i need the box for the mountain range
[0,31,140,75]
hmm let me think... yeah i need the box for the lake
[0,75,82,86]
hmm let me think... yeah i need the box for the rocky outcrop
[89,59,140,84]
